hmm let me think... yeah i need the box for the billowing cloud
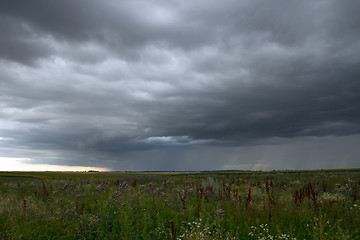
[0,0,359,170]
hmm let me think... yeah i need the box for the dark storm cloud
[0,16,53,64]
[1,0,360,170]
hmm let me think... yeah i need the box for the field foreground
[0,169,360,239]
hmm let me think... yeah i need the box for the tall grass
[0,170,359,239]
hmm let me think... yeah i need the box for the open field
[0,169,360,239]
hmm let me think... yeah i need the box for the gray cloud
[0,0,360,170]
[0,16,53,64]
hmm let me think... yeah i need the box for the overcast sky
[1,0,360,171]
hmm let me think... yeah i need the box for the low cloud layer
[1,0,360,170]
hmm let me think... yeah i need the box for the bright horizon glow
[0,157,111,171]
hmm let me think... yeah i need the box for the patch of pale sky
[0,157,111,171]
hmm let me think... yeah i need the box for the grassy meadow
[0,169,360,239]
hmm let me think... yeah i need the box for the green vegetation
[0,169,360,239]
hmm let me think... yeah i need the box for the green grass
[0,169,359,239]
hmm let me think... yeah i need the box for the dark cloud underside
[0,0,359,170]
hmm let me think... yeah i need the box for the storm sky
[1,0,360,171]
